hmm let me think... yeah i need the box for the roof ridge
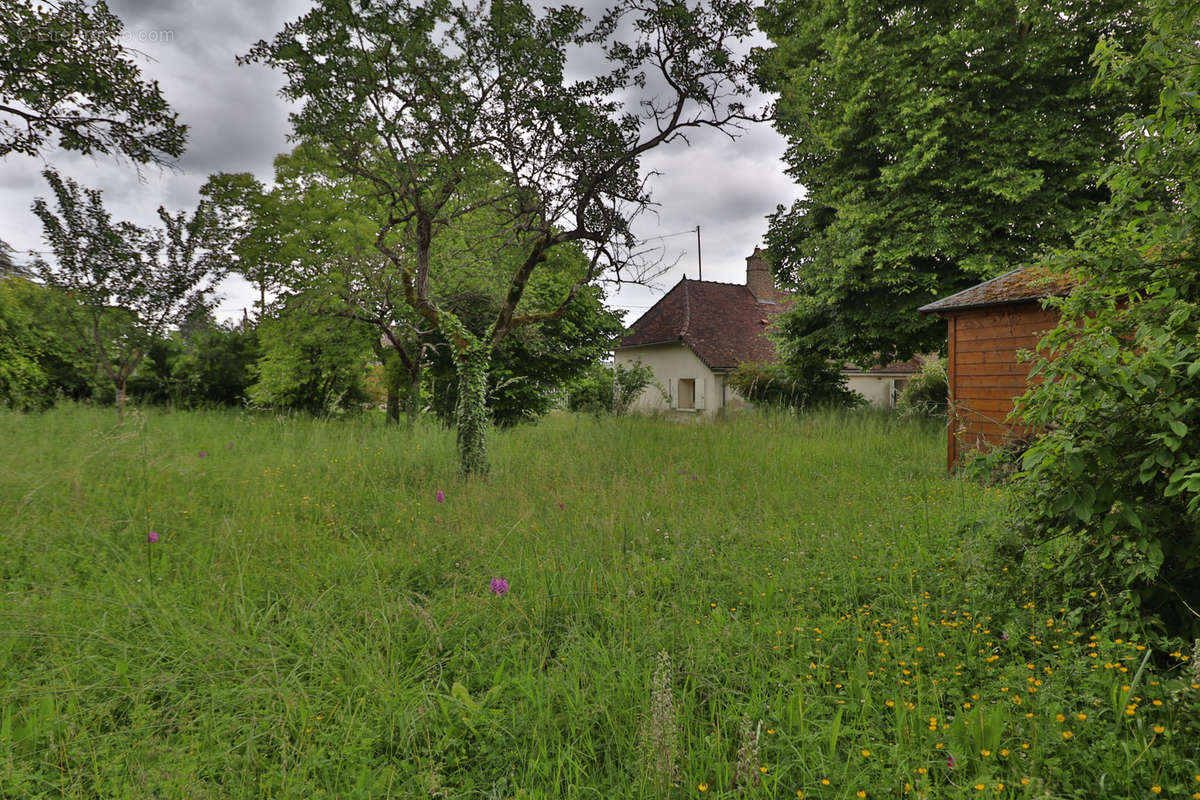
[679,279,692,340]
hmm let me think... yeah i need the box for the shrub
[726,360,861,410]
[991,0,1200,640]
[566,361,654,415]
[897,356,947,418]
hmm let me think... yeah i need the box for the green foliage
[897,357,948,419]
[428,282,623,426]
[453,340,490,478]
[171,321,261,407]
[566,363,613,414]
[612,361,656,416]
[756,0,1153,366]
[727,358,860,411]
[0,277,50,409]
[1002,0,1200,640]
[568,361,656,415]
[244,0,760,474]
[30,170,221,420]
[248,302,374,415]
[0,276,100,409]
[198,171,288,314]
[122,315,261,408]
[1,406,1197,797]
[0,0,187,164]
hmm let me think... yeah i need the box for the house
[918,266,1075,470]
[842,361,922,408]
[614,249,788,417]
[615,248,918,416]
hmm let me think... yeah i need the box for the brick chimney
[746,247,777,301]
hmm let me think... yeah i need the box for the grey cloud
[2,0,800,325]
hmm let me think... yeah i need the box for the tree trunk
[406,362,421,426]
[386,385,400,425]
[382,351,402,426]
[454,343,490,477]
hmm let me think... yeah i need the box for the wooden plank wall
[945,304,1060,470]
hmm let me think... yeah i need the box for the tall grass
[0,406,1195,798]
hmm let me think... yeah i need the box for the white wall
[844,374,907,408]
[615,343,744,418]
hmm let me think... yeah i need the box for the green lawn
[1,406,1196,798]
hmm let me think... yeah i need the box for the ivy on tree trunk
[451,337,490,478]
[245,0,763,478]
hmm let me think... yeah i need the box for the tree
[0,274,96,405]
[1,0,187,165]
[198,172,288,317]
[243,0,760,475]
[426,282,624,425]
[215,143,624,426]
[248,297,376,415]
[0,239,24,276]
[0,275,51,409]
[755,0,1152,366]
[206,144,446,425]
[119,311,261,408]
[999,0,1200,639]
[30,170,220,421]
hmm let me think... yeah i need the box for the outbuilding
[918,267,1074,470]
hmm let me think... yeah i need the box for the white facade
[844,373,908,408]
[614,343,747,419]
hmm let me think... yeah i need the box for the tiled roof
[918,267,1075,314]
[617,279,789,370]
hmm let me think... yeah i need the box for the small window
[678,378,696,410]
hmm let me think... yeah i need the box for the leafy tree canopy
[243,0,761,474]
[756,0,1152,365]
[206,142,623,424]
[30,170,221,419]
[249,296,376,415]
[1,0,187,165]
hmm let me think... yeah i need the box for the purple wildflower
[490,577,509,596]
[147,530,159,543]
[226,441,235,449]
[1001,632,1008,640]
[436,490,445,503]
[947,754,956,769]
[198,451,207,458]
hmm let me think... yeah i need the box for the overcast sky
[1,0,800,325]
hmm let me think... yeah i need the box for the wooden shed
[919,267,1074,471]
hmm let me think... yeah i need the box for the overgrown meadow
[1,407,1197,799]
